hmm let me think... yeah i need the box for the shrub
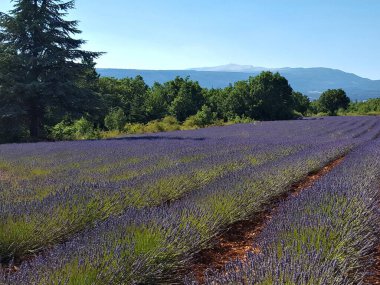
[182,115,200,129]
[51,118,99,141]
[73,118,99,139]
[144,120,165,133]
[292,111,303,119]
[124,123,145,134]
[194,105,216,126]
[104,108,127,131]
[123,116,181,134]
[183,105,216,128]
[50,120,76,140]
[161,116,180,131]
[230,116,253,124]
[315,112,329,117]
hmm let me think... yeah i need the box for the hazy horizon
[1,0,379,80]
[96,64,380,81]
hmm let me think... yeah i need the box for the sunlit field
[0,116,379,284]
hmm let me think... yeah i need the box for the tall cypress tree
[0,0,102,140]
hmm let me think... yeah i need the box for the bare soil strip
[366,197,380,285]
[189,156,345,283]
[366,244,380,284]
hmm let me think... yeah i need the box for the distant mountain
[189,63,267,73]
[97,66,380,101]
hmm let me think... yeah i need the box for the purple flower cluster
[194,134,380,285]
[0,116,379,284]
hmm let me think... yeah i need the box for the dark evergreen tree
[0,0,102,140]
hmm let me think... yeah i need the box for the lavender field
[0,117,379,285]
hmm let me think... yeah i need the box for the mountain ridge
[190,64,379,81]
[97,66,380,101]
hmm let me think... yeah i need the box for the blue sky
[1,0,380,79]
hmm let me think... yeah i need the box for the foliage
[249,72,295,120]
[183,105,216,128]
[98,76,148,123]
[123,116,181,134]
[318,89,350,115]
[292,91,310,115]
[345,98,380,115]
[0,0,102,140]
[51,118,99,141]
[222,72,295,120]
[104,108,127,131]
[203,88,230,120]
[307,100,320,115]
[1,0,377,144]
[167,77,205,121]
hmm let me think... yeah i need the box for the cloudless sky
[1,0,380,79]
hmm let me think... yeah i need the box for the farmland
[0,116,379,284]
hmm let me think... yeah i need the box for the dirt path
[366,244,380,284]
[189,156,345,283]
[366,197,380,285]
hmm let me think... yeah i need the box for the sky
[1,0,380,79]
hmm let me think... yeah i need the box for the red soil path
[367,244,380,284]
[189,156,345,283]
[365,178,380,285]
[366,201,380,285]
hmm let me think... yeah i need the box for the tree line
[0,0,364,144]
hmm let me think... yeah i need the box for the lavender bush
[0,116,379,284]
[194,137,380,285]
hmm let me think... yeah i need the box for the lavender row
[0,137,359,284]
[0,138,312,261]
[0,116,379,283]
[197,138,380,285]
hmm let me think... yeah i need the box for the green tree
[0,43,28,142]
[166,77,204,121]
[0,0,102,140]
[223,72,294,120]
[308,100,319,115]
[225,81,250,119]
[292,91,310,115]
[145,83,169,121]
[204,88,229,120]
[249,72,294,120]
[98,76,148,123]
[128,76,149,122]
[318,89,350,115]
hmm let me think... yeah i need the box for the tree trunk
[29,115,40,139]
[29,102,42,139]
